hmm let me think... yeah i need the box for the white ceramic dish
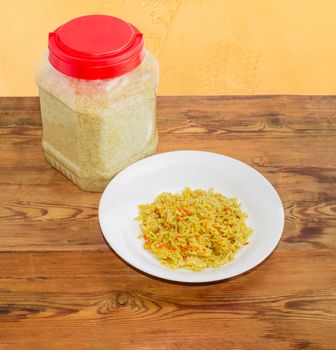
[99,151,284,283]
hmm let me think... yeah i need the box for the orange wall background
[1,0,336,96]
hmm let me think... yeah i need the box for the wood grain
[0,96,335,349]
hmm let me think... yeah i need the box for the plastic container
[35,15,159,192]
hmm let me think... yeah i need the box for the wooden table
[0,96,335,349]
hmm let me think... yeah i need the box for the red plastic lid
[48,15,145,80]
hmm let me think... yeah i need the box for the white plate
[99,151,284,283]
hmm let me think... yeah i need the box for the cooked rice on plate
[136,187,253,271]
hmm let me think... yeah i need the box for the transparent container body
[36,50,159,191]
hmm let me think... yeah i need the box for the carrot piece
[183,208,193,215]
[177,207,187,217]
[144,241,152,248]
[243,242,249,245]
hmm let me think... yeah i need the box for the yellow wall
[1,0,336,96]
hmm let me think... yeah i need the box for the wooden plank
[0,250,335,349]
[0,176,334,252]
